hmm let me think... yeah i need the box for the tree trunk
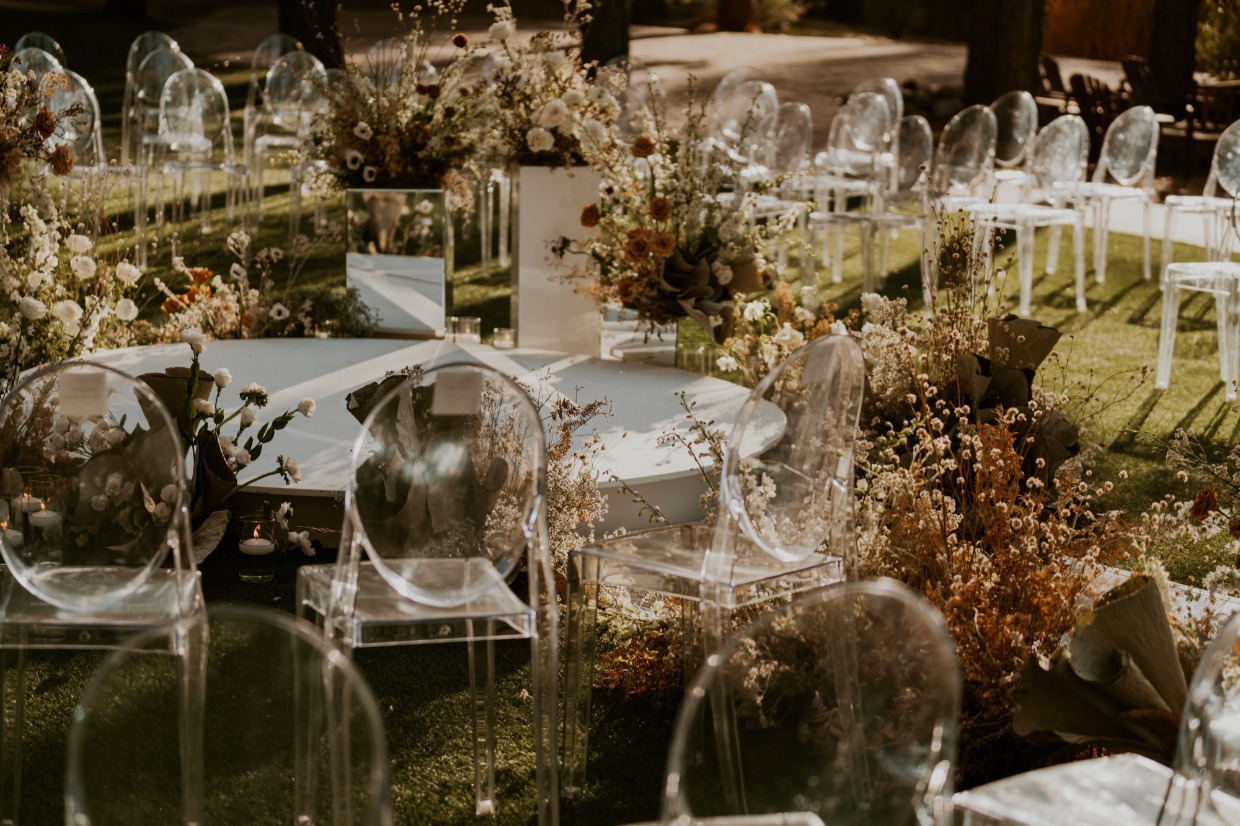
[580,0,631,68]
[964,0,1045,104]
[277,0,342,69]
[1148,0,1202,120]
[717,0,755,32]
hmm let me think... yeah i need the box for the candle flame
[39,502,46,514]
[253,525,260,539]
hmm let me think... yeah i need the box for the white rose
[711,261,733,286]
[105,428,126,446]
[91,494,110,512]
[794,306,814,324]
[160,483,178,504]
[52,300,83,333]
[830,320,848,336]
[542,51,568,72]
[284,457,302,484]
[772,322,805,351]
[214,368,231,389]
[860,292,883,316]
[240,406,257,426]
[180,328,206,354]
[114,261,142,285]
[538,98,569,129]
[297,398,316,418]
[26,270,49,291]
[488,20,513,41]
[19,296,46,320]
[581,117,608,146]
[65,234,93,254]
[153,502,171,522]
[70,255,97,280]
[114,298,139,322]
[193,398,215,416]
[105,472,123,497]
[526,127,555,154]
[234,448,251,466]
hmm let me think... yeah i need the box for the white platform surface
[89,339,780,531]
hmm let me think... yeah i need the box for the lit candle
[0,522,22,549]
[15,493,43,514]
[239,526,274,556]
[492,328,516,350]
[29,504,62,531]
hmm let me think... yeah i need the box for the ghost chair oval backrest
[41,68,105,168]
[12,46,63,100]
[755,101,813,176]
[661,579,961,826]
[714,80,780,155]
[134,47,194,161]
[1203,119,1240,200]
[160,68,236,164]
[14,31,66,66]
[931,104,998,194]
[265,51,328,137]
[0,361,198,615]
[822,91,892,177]
[851,76,903,124]
[65,604,392,825]
[247,32,301,113]
[894,115,934,196]
[340,362,548,610]
[991,90,1039,169]
[1093,104,1158,188]
[1025,113,1089,198]
[122,31,180,163]
[615,66,666,147]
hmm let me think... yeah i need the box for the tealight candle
[29,505,62,531]
[491,327,516,350]
[239,527,275,556]
[0,523,22,549]
[15,493,43,514]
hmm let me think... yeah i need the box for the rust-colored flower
[452,33,469,48]
[415,83,429,95]
[1228,513,1240,539]
[187,266,213,287]
[615,277,639,304]
[652,232,675,258]
[648,196,672,221]
[408,122,431,146]
[33,108,56,140]
[580,204,600,228]
[50,144,73,176]
[426,84,441,100]
[161,296,183,314]
[625,232,652,261]
[1190,487,1219,521]
[631,137,656,159]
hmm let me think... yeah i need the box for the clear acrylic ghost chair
[955,603,1240,825]
[1155,261,1240,401]
[0,361,204,823]
[705,67,761,136]
[931,104,999,200]
[1160,119,1240,283]
[134,48,195,167]
[657,579,960,826]
[615,65,667,148]
[14,32,65,66]
[366,38,436,101]
[12,47,63,111]
[252,51,326,213]
[990,90,1039,187]
[850,76,904,123]
[66,605,392,826]
[296,363,559,825]
[743,102,814,267]
[712,80,780,163]
[1054,104,1159,283]
[242,33,301,173]
[808,115,933,292]
[46,70,150,268]
[562,333,867,799]
[120,31,180,165]
[966,114,1089,315]
[159,68,250,253]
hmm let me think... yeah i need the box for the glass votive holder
[238,512,277,583]
[450,316,482,345]
[1,466,42,500]
[492,327,516,349]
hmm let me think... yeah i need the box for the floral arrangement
[308,0,481,202]
[139,332,313,555]
[0,44,77,194]
[715,281,837,385]
[560,80,798,342]
[1,191,146,399]
[481,2,624,168]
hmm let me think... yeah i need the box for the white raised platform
[89,339,779,537]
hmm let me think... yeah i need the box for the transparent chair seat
[1160,119,1240,283]
[966,202,1086,315]
[956,753,1240,825]
[299,562,535,646]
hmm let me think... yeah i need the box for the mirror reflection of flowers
[0,44,80,193]
[481,2,625,168]
[557,79,801,343]
[308,0,481,204]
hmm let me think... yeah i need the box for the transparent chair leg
[1155,280,1182,388]
[480,177,493,276]
[466,625,497,817]
[702,596,746,814]
[561,552,600,799]
[1073,217,1088,313]
[1143,199,1153,281]
[0,644,26,825]
[859,220,881,294]
[1160,207,1178,287]
[497,172,511,268]
[178,619,208,826]
[1094,199,1111,283]
[1016,221,1035,317]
